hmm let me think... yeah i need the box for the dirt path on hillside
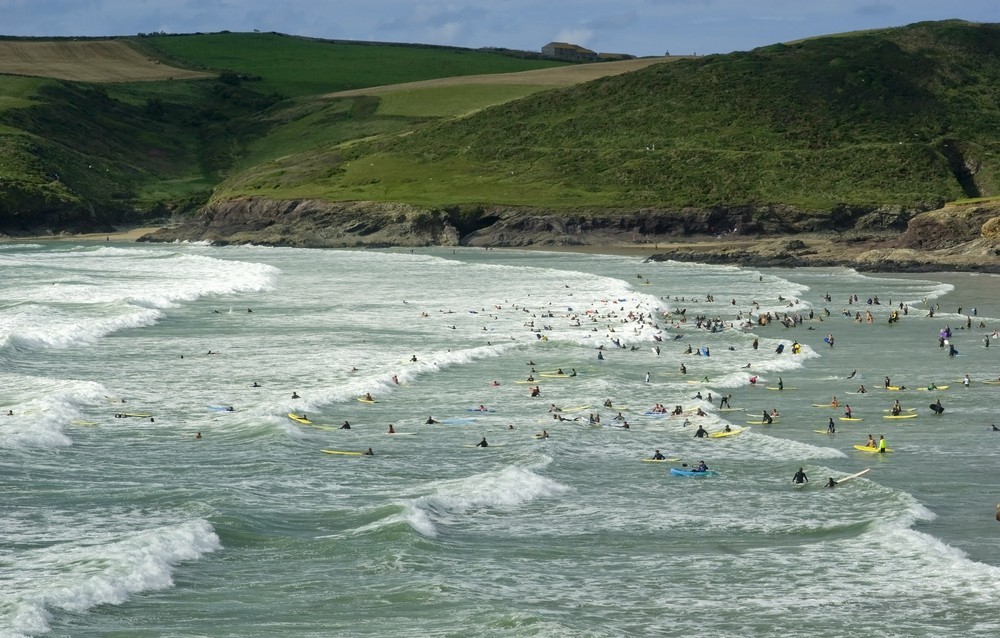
[0,41,214,82]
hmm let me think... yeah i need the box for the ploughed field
[0,40,214,82]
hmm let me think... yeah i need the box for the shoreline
[0,227,167,243]
[7,225,1000,275]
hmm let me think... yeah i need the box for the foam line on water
[5,519,220,636]
[400,465,570,537]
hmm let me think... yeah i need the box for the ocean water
[2,241,999,637]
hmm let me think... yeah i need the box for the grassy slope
[0,34,572,226]
[3,22,999,231]
[215,20,1000,211]
[141,33,569,97]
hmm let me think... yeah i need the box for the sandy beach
[1,227,166,243]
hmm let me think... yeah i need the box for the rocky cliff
[139,198,461,248]
[138,196,1000,273]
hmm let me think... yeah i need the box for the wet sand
[2,227,165,243]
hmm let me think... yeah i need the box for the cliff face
[140,198,461,247]
[140,197,923,247]
[646,201,1000,272]
[138,196,1000,273]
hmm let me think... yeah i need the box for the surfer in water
[425,416,439,424]
[340,421,351,429]
[792,467,809,484]
[476,437,489,448]
[694,425,708,438]
[364,448,374,456]
[388,424,395,434]
[878,435,888,453]
[825,477,837,488]
[291,392,300,399]
[652,450,666,460]
[827,418,836,434]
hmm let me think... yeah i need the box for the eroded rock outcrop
[140,198,460,247]
[138,195,1000,272]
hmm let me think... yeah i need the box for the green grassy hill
[136,32,567,97]
[2,21,999,235]
[215,20,1000,212]
[0,32,570,231]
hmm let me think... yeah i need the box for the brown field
[0,40,214,82]
[324,57,676,98]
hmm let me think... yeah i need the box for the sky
[4,0,1000,57]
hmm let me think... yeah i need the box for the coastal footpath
[136,196,1000,273]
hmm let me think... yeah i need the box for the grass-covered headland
[1,21,999,237]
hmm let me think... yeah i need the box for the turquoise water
[2,242,999,637]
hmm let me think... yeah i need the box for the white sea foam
[401,465,570,537]
[0,375,110,449]
[5,519,220,636]
[0,246,278,353]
